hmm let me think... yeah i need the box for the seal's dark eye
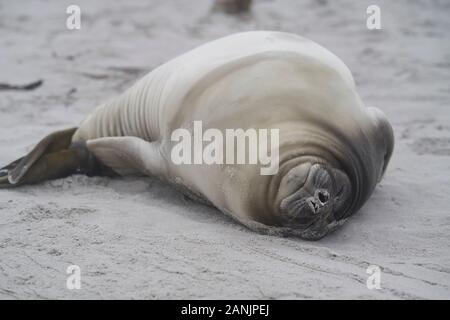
[335,186,344,199]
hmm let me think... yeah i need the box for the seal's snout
[307,189,330,214]
[279,162,352,238]
[317,189,330,204]
[280,164,333,221]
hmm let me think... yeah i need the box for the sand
[0,0,449,299]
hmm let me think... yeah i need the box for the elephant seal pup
[0,31,394,240]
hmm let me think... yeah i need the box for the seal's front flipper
[86,136,167,177]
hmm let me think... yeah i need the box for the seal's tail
[0,127,114,188]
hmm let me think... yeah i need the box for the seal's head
[276,162,352,239]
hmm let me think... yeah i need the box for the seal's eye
[330,168,352,219]
[335,185,344,199]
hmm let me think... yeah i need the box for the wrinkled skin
[279,163,352,236]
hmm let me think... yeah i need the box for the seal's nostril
[317,190,329,204]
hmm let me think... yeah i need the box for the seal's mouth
[279,163,352,238]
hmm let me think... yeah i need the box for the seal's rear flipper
[6,127,77,184]
[0,127,112,188]
[0,148,86,187]
[86,136,167,177]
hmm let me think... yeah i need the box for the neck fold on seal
[263,121,378,223]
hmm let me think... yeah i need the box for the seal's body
[1,32,394,239]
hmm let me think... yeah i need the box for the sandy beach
[0,0,449,299]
